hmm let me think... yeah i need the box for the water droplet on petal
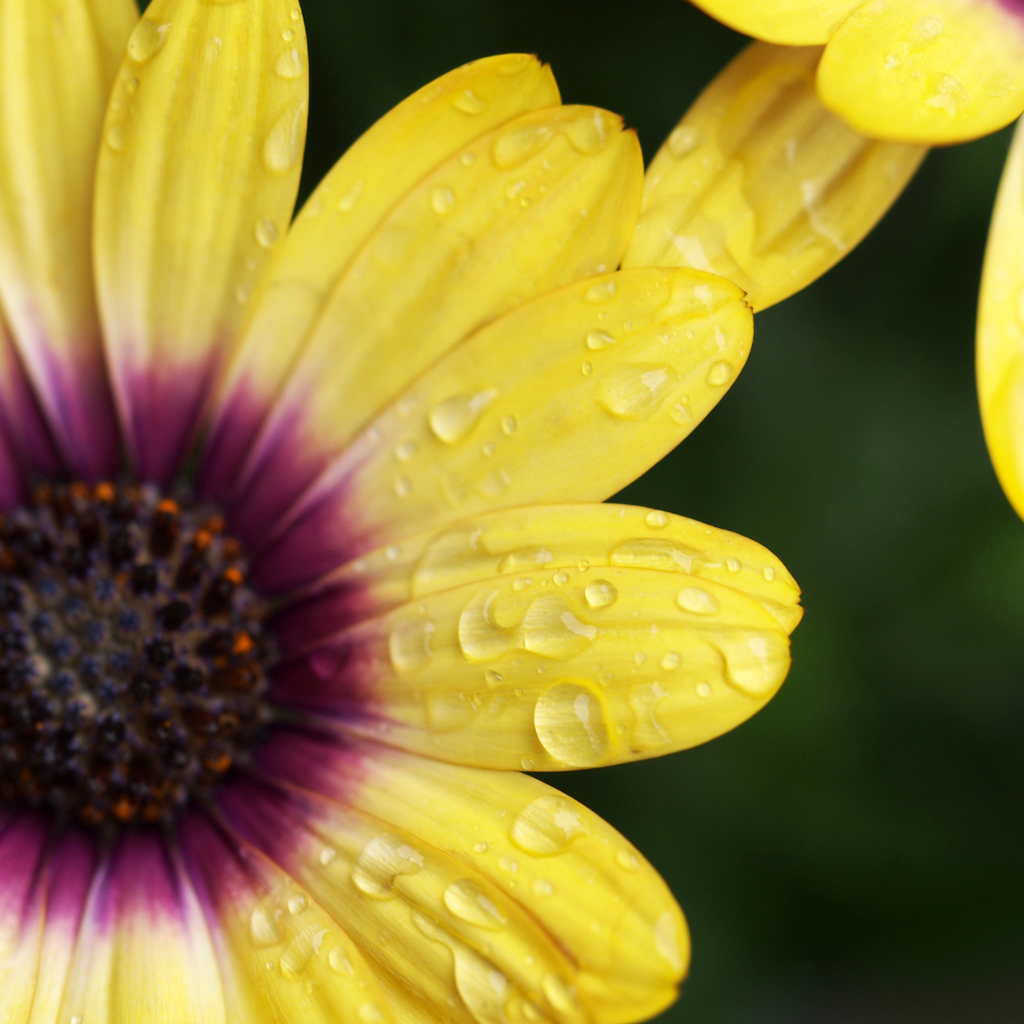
[127,19,171,62]
[661,651,681,670]
[616,849,640,871]
[389,618,435,673]
[352,834,424,899]
[280,929,321,979]
[454,89,487,114]
[511,794,589,855]
[444,879,507,929]
[492,120,555,169]
[584,579,617,609]
[534,682,610,766]
[676,587,719,615]
[726,557,741,573]
[585,279,616,304]
[586,329,616,350]
[359,1004,384,1024]
[394,476,413,498]
[566,110,613,154]
[338,179,364,212]
[328,947,354,975]
[717,630,788,698]
[597,363,682,420]
[395,440,417,462]
[667,124,701,159]
[250,905,283,947]
[706,360,734,386]
[696,682,711,698]
[255,217,279,249]
[523,594,597,659]
[275,46,305,79]
[431,185,457,214]
[263,100,306,174]
[763,565,776,581]
[287,893,308,914]
[501,415,517,435]
[105,122,127,152]
[533,878,554,897]
[474,841,489,853]
[319,846,338,866]
[924,72,969,116]
[429,389,499,443]
[646,510,670,529]
[542,974,585,1021]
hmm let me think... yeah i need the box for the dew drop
[444,879,507,929]
[388,618,435,673]
[661,651,681,670]
[542,974,585,1020]
[431,185,457,215]
[511,793,589,854]
[696,682,711,698]
[534,683,610,767]
[352,834,424,899]
[582,361,593,376]
[263,100,306,174]
[523,594,597,659]
[461,150,477,166]
[280,929,322,979]
[718,631,787,697]
[429,389,498,443]
[667,124,702,159]
[328,946,354,975]
[127,19,171,62]
[250,905,283,948]
[726,557,741,573]
[501,415,517,435]
[616,849,640,871]
[492,120,555,169]
[454,89,487,114]
[288,893,308,914]
[521,757,536,770]
[395,440,417,462]
[763,565,776,581]
[566,110,612,154]
[706,360,734,386]
[586,329,616,350]
[359,1005,384,1024]
[105,122,127,152]
[676,587,719,615]
[645,510,670,529]
[275,46,305,79]
[584,579,617,609]
[596,363,682,420]
[338,179,364,212]
[255,217,279,249]
[585,279,616,304]
[319,846,338,866]
[498,855,519,873]
[473,841,489,853]
[533,878,554,897]
[394,476,413,498]
[924,72,968,116]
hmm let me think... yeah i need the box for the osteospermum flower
[687,0,1024,144]
[0,0,812,1019]
[978,117,1024,514]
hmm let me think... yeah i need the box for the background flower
[298,0,1023,1020]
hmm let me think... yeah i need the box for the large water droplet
[443,879,507,929]
[492,121,555,169]
[458,589,515,661]
[584,580,617,609]
[250,905,283,947]
[596,363,682,420]
[127,19,171,62]
[534,682,610,766]
[275,46,305,79]
[676,587,719,615]
[924,72,969,116]
[717,630,788,698]
[523,594,597,659]
[645,510,670,529]
[566,110,613,154]
[352,834,424,899]
[454,948,510,1024]
[510,794,588,855]
[611,537,706,573]
[263,100,306,174]
[429,389,499,444]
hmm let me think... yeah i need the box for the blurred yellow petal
[230,738,688,1023]
[817,0,1024,144]
[253,268,752,590]
[276,503,802,651]
[689,0,859,43]
[623,42,926,311]
[203,54,560,497]
[55,834,225,1024]
[94,0,308,484]
[978,117,1024,518]
[231,104,643,546]
[274,561,792,770]
[0,0,136,476]
[181,814,395,1024]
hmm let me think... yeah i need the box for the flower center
[0,482,274,826]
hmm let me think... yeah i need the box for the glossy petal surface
[229,734,687,1024]
[230,105,643,546]
[0,0,135,477]
[275,503,803,650]
[817,0,1024,144]
[94,0,308,484]
[203,54,560,499]
[253,268,752,591]
[624,42,926,311]
[688,0,860,43]
[978,117,1024,518]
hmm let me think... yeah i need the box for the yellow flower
[978,117,1024,516]
[0,0,814,1020]
[688,0,1024,144]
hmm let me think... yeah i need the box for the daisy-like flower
[978,118,1024,515]
[686,0,1024,144]
[0,0,813,1020]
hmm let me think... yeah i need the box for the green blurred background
[280,0,1024,1019]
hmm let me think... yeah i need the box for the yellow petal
[252,267,752,591]
[274,562,792,770]
[231,104,643,545]
[55,833,226,1024]
[817,0,1024,143]
[231,738,688,1023]
[94,0,308,484]
[203,54,560,498]
[180,813,395,1024]
[275,503,802,652]
[978,117,1024,518]
[688,0,859,43]
[0,0,136,477]
[623,41,926,311]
